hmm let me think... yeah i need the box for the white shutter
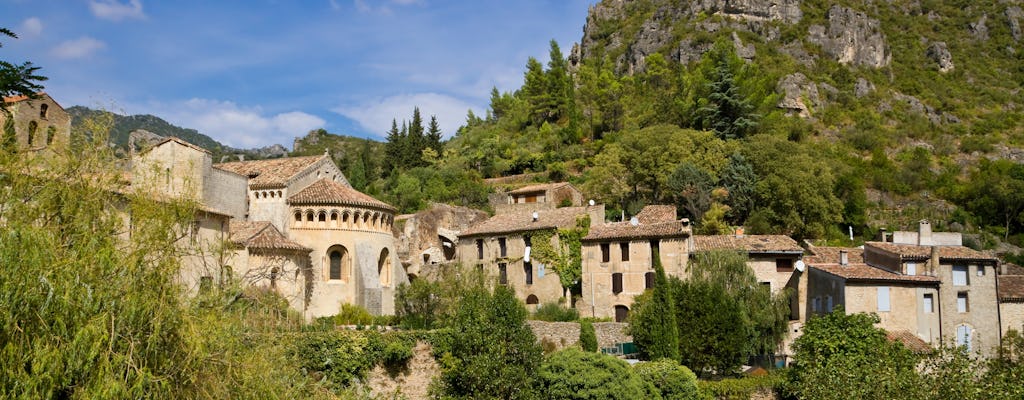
[953,265,968,286]
[906,262,916,276]
[877,287,891,312]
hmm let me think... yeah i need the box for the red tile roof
[229,221,310,251]
[288,178,395,211]
[886,330,934,354]
[805,246,865,264]
[214,155,325,189]
[999,275,1024,302]
[460,206,596,237]
[692,235,804,253]
[865,242,998,263]
[809,263,940,284]
[635,205,677,224]
[584,220,689,241]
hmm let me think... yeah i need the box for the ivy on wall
[529,215,590,291]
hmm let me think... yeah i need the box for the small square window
[776,258,794,272]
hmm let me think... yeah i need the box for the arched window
[39,104,48,119]
[306,211,314,222]
[614,305,629,323]
[378,248,392,287]
[353,212,361,228]
[330,211,339,222]
[269,191,276,198]
[318,211,326,222]
[277,190,282,197]
[294,211,302,222]
[526,295,539,305]
[46,126,55,145]
[27,121,37,146]
[328,245,350,281]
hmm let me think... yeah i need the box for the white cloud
[20,17,43,37]
[151,99,325,148]
[89,0,146,21]
[51,37,106,59]
[333,93,481,138]
[329,0,342,11]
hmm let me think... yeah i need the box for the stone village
[5,93,1023,361]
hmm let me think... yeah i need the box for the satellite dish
[629,217,639,226]
[795,260,806,272]
[532,211,539,221]
[588,199,595,206]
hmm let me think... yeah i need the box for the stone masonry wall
[526,320,631,351]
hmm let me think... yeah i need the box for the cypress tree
[627,247,680,361]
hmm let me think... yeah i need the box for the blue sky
[2,0,593,148]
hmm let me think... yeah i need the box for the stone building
[804,246,942,348]
[457,205,605,310]
[0,92,71,152]
[578,205,691,322]
[488,182,584,215]
[998,275,1024,336]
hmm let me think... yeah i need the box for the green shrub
[334,303,374,326]
[698,374,784,400]
[579,320,598,352]
[634,359,703,400]
[532,301,580,321]
[540,348,661,400]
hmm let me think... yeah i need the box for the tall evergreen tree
[383,119,404,173]
[627,248,680,362]
[695,43,758,140]
[426,115,443,154]
[720,152,756,224]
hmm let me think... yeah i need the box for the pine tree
[383,119,404,174]
[627,247,680,361]
[696,43,758,140]
[426,115,443,155]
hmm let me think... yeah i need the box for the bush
[540,348,661,400]
[532,301,579,322]
[698,374,783,400]
[579,320,598,352]
[290,330,418,392]
[334,303,374,326]
[634,359,703,400]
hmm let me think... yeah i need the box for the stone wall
[526,320,632,351]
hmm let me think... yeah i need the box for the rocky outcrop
[926,41,954,73]
[395,203,489,277]
[777,73,823,118]
[1008,6,1023,41]
[807,5,891,68]
[890,92,949,125]
[693,0,803,24]
[733,32,756,60]
[969,14,989,41]
[855,78,875,98]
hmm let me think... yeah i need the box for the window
[524,261,533,285]
[318,212,326,222]
[476,239,484,259]
[39,104,48,119]
[498,263,508,285]
[877,287,891,312]
[957,292,969,313]
[924,293,934,313]
[331,212,338,222]
[645,272,655,289]
[956,325,973,352]
[906,262,917,276]
[612,273,623,294]
[498,237,507,258]
[620,242,630,261]
[329,250,343,280]
[649,240,660,263]
[812,297,821,313]
[294,211,302,222]
[953,265,969,286]
[46,126,55,145]
[614,305,629,323]
[826,295,833,312]
[306,211,314,222]
[378,248,392,287]
[776,258,794,272]
[601,243,610,262]
[27,121,37,146]
[977,266,985,277]
[526,295,539,306]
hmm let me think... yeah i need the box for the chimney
[735,227,745,238]
[919,220,933,246]
[879,228,887,243]
[929,245,940,275]
[839,250,849,266]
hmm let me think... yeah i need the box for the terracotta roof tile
[214,155,325,188]
[886,330,934,354]
[288,178,395,211]
[999,275,1024,302]
[229,221,310,251]
[2,94,31,103]
[507,182,571,195]
[809,263,940,284]
[460,206,596,237]
[692,235,804,253]
[584,220,689,241]
[865,242,998,262]
[635,205,677,224]
[1002,263,1024,275]
[805,246,864,264]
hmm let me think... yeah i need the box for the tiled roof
[865,242,998,262]
[809,263,940,284]
[805,246,865,264]
[584,220,689,241]
[635,205,677,224]
[138,136,211,155]
[508,182,571,195]
[692,235,804,253]
[214,155,325,188]
[2,94,31,103]
[1002,263,1024,275]
[999,275,1024,302]
[460,206,595,237]
[886,330,934,354]
[288,178,395,211]
[229,221,310,252]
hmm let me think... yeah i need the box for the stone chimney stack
[919,220,933,246]
[879,228,887,242]
[928,245,940,275]
[840,250,849,266]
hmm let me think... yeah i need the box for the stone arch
[362,212,370,228]
[372,212,380,229]
[526,294,539,305]
[330,210,339,226]
[318,210,327,222]
[293,210,302,223]
[353,211,362,229]
[614,305,630,323]
[378,248,392,287]
[306,210,315,222]
[327,245,351,282]
[342,210,351,228]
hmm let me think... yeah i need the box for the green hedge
[697,373,785,400]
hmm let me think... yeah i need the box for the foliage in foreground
[634,358,703,400]
[539,348,660,400]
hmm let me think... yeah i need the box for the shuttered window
[524,262,533,285]
[953,265,969,286]
[612,273,623,294]
[877,287,891,312]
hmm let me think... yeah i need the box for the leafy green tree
[667,161,716,222]
[673,278,751,376]
[1,28,47,104]
[983,329,1024,398]
[628,248,679,361]
[633,358,702,400]
[579,320,598,352]
[961,159,1024,239]
[788,309,925,400]
[436,284,542,400]
[539,348,660,400]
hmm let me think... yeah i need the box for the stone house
[489,182,584,215]
[863,221,1001,357]
[227,221,313,312]
[578,205,691,322]
[689,233,806,312]
[804,246,942,348]
[0,92,71,152]
[457,205,605,310]
[998,275,1024,336]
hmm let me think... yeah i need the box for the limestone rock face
[807,5,891,68]
[694,0,803,24]
[926,41,955,73]
[855,78,875,98]
[777,73,823,118]
[1007,7,1023,42]
[969,14,989,41]
[891,92,944,125]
